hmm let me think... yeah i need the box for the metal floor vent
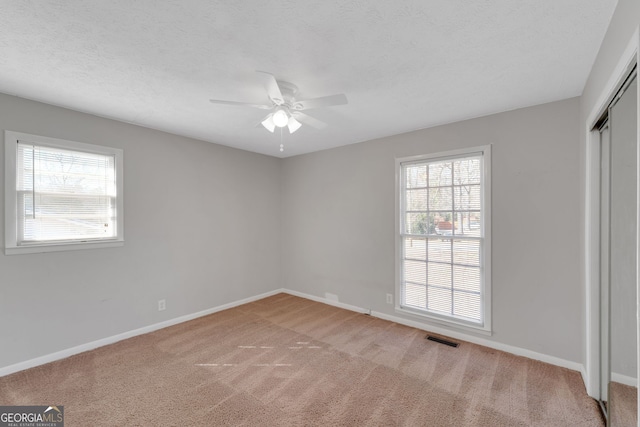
[426,335,459,348]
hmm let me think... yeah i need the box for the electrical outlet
[386,294,393,304]
[158,299,166,311]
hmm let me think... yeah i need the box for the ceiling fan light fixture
[272,108,289,128]
[261,115,276,132]
[287,117,302,133]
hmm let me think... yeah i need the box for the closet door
[608,73,637,427]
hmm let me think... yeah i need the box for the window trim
[4,131,124,255]
[395,145,492,334]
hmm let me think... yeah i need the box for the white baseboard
[0,288,586,379]
[373,310,583,372]
[282,289,584,374]
[580,365,589,394]
[611,372,638,388]
[0,289,282,377]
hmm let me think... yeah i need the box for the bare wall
[281,98,582,363]
[0,93,281,369]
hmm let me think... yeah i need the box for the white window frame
[4,131,124,255]
[395,145,492,334]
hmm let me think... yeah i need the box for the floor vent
[426,335,459,348]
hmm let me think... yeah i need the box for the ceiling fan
[209,71,348,134]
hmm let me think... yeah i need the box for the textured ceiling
[0,1,617,157]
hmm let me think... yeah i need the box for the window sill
[5,239,124,255]
[395,306,492,336]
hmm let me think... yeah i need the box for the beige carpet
[609,381,637,426]
[0,293,603,426]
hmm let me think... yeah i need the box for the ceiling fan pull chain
[280,127,284,152]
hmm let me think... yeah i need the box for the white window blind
[5,131,123,254]
[398,147,490,330]
[16,141,117,244]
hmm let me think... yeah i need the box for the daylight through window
[398,147,490,329]
[5,131,123,254]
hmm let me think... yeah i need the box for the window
[397,146,491,332]
[5,131,123,254]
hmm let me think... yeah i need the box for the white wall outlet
[386,294,393,304]
[158,299,166,311]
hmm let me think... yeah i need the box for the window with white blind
[396,146,491,333]
[4,131,123,254]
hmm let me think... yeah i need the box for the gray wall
[0,93,281,369]
[580,0,639,118]
[282,98,583,363]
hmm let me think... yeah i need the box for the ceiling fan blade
[287,117,302,134]
[293,112,327,130]
[210,99,271,109]
[256,71,284,105]
[293,93,348,110]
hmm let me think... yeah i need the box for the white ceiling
[0,1,617,158]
